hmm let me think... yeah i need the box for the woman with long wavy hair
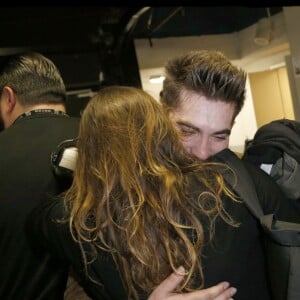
[29,86,238,300]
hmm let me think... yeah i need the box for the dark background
[0,4,285,116]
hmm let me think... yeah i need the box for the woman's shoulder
[28,194,70,242]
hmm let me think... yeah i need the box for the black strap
[212,148,300,246]
[261,214,300,246]
[211,148,263,218]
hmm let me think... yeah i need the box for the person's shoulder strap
[212,148,264,219]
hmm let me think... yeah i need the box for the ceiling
[132,7,283,38]
[0,6,283,54]
[0,6,284,90]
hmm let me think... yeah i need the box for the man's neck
[24,103,66,113]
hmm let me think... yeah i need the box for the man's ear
[1,86,17,113]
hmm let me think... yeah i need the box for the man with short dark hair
[0,52,80,299]
[158,49,300,299]
[160,50,246,160]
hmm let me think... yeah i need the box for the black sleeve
[244,161,300,222]
[26,196,114,300]
[26,196,80,261]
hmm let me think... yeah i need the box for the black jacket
[0,111,79,300]
[27,153,300,300]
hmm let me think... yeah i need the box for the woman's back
[29,169,270,299]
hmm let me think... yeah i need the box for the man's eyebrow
[176,121,231,135]
[214,129,231,135]
[176,121,200,132]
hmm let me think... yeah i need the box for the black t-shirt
[0,112,80,300]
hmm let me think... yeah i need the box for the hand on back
[148,269,237,300]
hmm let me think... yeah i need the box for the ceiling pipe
[114,7,151,55]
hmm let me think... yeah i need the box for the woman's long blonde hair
[65,86,236,299]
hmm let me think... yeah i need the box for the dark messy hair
[161,50,247,121]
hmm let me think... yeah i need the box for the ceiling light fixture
[254,7,273,46]
[149,75,165,84]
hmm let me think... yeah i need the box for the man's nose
[191,139,211,161]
